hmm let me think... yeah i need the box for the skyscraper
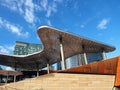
[14,41,43,55]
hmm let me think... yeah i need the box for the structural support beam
[36,63,39,77]
[6,75,8,84]
[14,75,16,82]
[102,51,107,60]
[37,70,39,77]
[77,54,83,66]
[82,45,88,64]
[47,63,50,74]
[60,43,65,70]
[84,52,88,64]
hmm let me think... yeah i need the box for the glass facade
[14,41,43,55]
[56,62,62,70]
[86,53,103,63]
[65,53,104,69]
[66,55,78,69]
[57,52,105,70]
[14,41,105,70]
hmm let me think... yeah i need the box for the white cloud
[47,20,52,26]
[5,67,15,71]
[5,45,15,52]
[0,46,9,53]
[1,0,18,11]
[6,23,22,36]
[1,0,62,24]
[24,0,35,24]
[39,0,62,18]
[97,18,109,29]
[80,25,85,28]
[0,19,3,27]
[40,0,48,10]
[24,8,34,24]
[0,45,15,54]
[1,0,36,24]
[0,17,29,37]
[46,2,57,17]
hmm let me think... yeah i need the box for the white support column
[84,52,88,64]
[14,75,16,82]
[6,75,8,84]
[60,43,65,70]
[47,63,50,74]
[36,63,39,77]
[102,51,107,60]
[37,70,39,77]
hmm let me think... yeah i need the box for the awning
[0,26,115,69]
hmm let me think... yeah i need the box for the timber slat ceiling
[0,26,115,70]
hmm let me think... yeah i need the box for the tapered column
[14,75,16,82]
[59,35,66,70]
[102,51,107,60]
[60,43,65,70]
[84,52,88,64]
[6,75,8,84]
[37,70,39,77]
[77,54,83,66]
[36,63,39,77]
[47,63,50,74]
[82,44,88,64]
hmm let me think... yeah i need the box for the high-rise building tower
[14,41,43,55]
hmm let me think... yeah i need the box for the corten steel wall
[115,56,120,86]
[59,56,120,86]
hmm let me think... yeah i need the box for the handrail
[5,86,22,90]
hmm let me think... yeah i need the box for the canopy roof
[0,26,115,69]
[0,69,22,76]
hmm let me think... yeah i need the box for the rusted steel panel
[115,56,120,86]
[58,56,120,86]
[59,57,118,75]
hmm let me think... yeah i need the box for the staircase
[0,73,116,90]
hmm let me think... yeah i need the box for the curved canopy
[0,26,115,69]
[0,69,22,76]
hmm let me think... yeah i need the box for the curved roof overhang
[0,69,22,76]
[0,26,115,69]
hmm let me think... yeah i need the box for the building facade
[14,41,43,55]
[57,52,106,70]
[67,53,105,69]
[14,41,106,70]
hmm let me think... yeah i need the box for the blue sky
[0,0,120,59]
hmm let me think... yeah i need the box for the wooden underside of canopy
[0,26,115,69]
